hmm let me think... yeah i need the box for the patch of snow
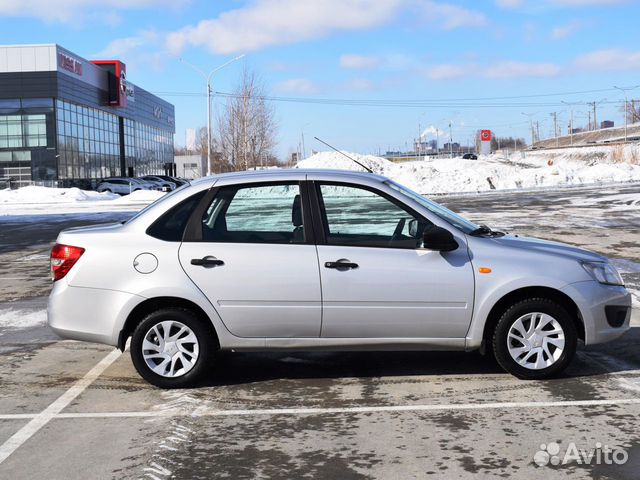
[0,186,165,216]
[0,308,46,329]
[297,148,640,194]
[0,186,119,204]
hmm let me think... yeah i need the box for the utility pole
[587,102,598,131]
[614,85,640,143]
[536,121,540,143]
[561,101,579,146]
[521,112,537,146]
[550,112,558,147]
[448,120,453,159]
[588,111,591,131]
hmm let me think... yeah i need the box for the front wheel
[492,298,577,380]
[130,308,215,388]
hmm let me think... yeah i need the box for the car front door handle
[191,256,224,267]
[325,260,359,270]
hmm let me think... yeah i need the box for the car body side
[48,169,632,352]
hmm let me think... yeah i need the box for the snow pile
[0,186,166,215]
[297,147,640,194]
[0,186,119,204]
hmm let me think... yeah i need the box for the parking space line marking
[2,396,640,421]
[0,348,122,465]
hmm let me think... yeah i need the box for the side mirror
[423,225,458,252]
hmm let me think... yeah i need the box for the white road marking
[2,397,640,421]
[0,348,122,465]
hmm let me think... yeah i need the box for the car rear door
[311,181,474,339]
[178,180,322,338]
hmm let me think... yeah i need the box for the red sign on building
[91,60,127,108]
[480,130,492,142]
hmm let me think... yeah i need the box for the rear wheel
[492,298,577,380]
[130,308,216,388]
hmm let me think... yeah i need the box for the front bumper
[47,279,143,346]
[561,280,632,345]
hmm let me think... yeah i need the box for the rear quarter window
[146,191,206,241]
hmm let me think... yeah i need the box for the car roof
[190,168,388,186]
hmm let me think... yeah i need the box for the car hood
[486,234,608,263]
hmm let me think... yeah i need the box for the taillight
[51,244,85,281]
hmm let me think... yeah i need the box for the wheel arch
[118,296,219,351]
[481,286,585,350]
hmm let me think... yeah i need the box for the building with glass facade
[0,44,175,188]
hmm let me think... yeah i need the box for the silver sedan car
[48,169,632,388]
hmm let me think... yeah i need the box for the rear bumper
[561,280,632,345]
[47,279,143,346]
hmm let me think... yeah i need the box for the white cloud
[550,21,583,39]
[574,48,640,71]
[274,78,321,95]
[485,61,560,78]
[495,0,525,8]
[0,0,187,24]
[340,54,381,70]
[549,0,626,5]
[165,0,488,56]
[167,0,405,56]
[422,1,488,30]
[424,64,469,80]
[344,78,376,91]
[424,60,560,80]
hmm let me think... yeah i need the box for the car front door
[312,182,474,339]
[179,181,322,338]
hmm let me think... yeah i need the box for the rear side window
[200,182,304,244]
[146,191,206,241]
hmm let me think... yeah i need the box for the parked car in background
[462,153,478,160]
[49,169,631,388]
[139,176,177,192]
[96,177,155,195]
[151,175,188,187]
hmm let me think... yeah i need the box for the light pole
[521,112,537,146]
[561,101,583,146]
[614,85,639,143]
[180,54,245,176]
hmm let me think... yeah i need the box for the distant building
[571,128,584,134]
[174,154,205,179]
[600,120,614,129]
[0,44,175,188]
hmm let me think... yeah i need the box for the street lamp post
[180,54,245,176]
[613,86,639,143]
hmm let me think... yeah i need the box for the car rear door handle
[325,260,359,270]
[191,256,224,267]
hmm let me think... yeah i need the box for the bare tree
[619,99,640,124]
[217,67,277,171]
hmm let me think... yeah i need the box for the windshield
[385,180,479,234]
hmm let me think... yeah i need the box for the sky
[1,0,639,159]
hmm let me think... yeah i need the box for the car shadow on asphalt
[194,327,640,388]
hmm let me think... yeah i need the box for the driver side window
[317,184,429,249]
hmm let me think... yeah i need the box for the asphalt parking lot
[0,183,639,479]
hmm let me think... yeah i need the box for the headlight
[581,261,624,286]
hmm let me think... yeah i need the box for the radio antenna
[314,136,374,173]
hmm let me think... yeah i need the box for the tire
[492,298,577,380]
[103,188,111,193]
[130,308,216,388]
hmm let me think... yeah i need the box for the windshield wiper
[469,224,505,237]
